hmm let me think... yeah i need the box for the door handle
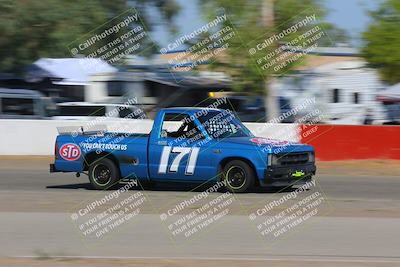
[157,140,167,145]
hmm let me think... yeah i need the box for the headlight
[267,154,279,166]
[308,151,315,163]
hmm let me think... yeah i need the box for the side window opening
[119,106,146,119]
[58,106,106,116]
[160,113,204,140]
[332,88,340,103]
[107,81,125,96]
[119,107,135,118]
[353,92,360,104]
[1,97,35,115]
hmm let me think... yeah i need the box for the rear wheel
[223,160,255,193]
[88,158,120,190]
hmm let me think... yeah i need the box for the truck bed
[54,132,150,179]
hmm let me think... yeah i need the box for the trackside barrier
[1,120,399,160]
[0,120,298,155]
[0,119,154,156]
[299,124,400,161]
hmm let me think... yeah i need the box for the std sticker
[60,143,81,161]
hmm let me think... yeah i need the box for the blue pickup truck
[50,108,316,192]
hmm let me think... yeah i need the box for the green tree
[362,0,400,84]
[0,0,180,72]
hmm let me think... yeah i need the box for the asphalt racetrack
[0,157,399,267]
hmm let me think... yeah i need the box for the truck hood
[221,136,314,153]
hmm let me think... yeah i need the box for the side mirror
[160,129,168,138]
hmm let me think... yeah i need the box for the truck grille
[277,152,309,166]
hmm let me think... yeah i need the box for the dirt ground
[317,160,400,177]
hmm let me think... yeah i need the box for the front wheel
[223,160,255,193]
[88,158,120,190]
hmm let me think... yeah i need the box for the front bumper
[262,163,316,187]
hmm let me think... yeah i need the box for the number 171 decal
[158,146,200,175]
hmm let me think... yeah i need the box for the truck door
[148,112,212,181]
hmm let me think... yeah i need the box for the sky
[324,0,378,45]
[151,0,379,48]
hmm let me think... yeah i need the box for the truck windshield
[197,110,253,138]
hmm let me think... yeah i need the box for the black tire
[222,160,255,193]
[88,158,120,190]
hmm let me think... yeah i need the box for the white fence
[0,119,299,155]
